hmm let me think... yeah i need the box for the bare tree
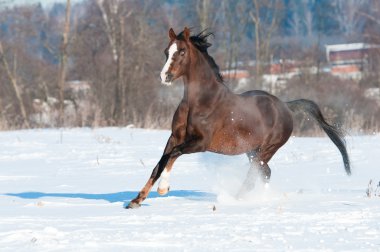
[357,0,380,87]
[0,0,30,128]
[336,0,366,39]
[219,0,250,83]
[249,0,282,77]
[288,8,303,37]
[0,42,29,128]
[196,0,220,30]
[95,0,132,124]
[358,0,380,41]
[58,0,71,126]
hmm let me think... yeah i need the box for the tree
[196,0,220,31]
[0,0,33,128]
[334,0,366,41]
[0,41,30,128]
[249,0,283,77]
[95,0,132,125]
[358,0,380,87]
[58,0,71,126]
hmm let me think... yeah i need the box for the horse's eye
[179,50,185,56]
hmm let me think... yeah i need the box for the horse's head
[160,27,192,85]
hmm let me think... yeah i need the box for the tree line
[0,0,379,134]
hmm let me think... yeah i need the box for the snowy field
[0,128,379,251]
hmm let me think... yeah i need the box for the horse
[126,27,350,209]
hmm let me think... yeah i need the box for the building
[221,69,250,92]
[325,43,380,80]
[220,69,249,80]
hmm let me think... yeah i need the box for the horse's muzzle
[161,73,173,85]
[165,73,173,83]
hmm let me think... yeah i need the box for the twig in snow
[366,179,373,198]
[140,159,146,168]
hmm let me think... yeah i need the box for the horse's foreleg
[157,157,178,195]
[127,135,183,209]
[156,136,209,195]
[127,153,175,208]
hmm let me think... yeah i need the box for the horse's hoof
[263,175,270,184]
[125,201,141,209]
[157,186,170,196]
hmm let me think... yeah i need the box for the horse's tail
[286,99,351,175]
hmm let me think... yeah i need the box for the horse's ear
[183,27,190,41]
[169,28,176,41]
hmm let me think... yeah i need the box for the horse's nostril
[166,73,173,82]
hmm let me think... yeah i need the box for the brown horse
[127,27,350,209]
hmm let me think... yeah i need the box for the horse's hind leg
[236,150,272,198]
[236,151,260,197]
[260,162,271,183]
[247,150,272,183]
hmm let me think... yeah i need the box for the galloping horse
[127,27,350,209]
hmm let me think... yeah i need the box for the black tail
[286,99,351,175]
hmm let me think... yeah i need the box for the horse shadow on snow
[5,190,216,206]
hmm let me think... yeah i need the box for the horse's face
[160,28,191,85]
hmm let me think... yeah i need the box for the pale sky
[10,0,83,8]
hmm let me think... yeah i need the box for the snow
[0,128,379,251]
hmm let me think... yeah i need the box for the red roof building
[325,43,380,79]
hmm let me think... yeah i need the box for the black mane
[177,30,224,83]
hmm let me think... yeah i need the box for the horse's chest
[184,113,209,136]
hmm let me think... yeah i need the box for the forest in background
[0,0,380,134]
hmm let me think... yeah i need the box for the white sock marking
[160,43,178,85]
[158,168,170,190]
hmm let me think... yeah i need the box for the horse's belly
[207,130,259,155]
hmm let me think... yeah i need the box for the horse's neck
[182,53,227,107]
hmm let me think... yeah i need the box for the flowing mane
[177,30,224,83]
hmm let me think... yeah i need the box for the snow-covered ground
[0,128,379,251]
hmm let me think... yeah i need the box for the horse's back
[239,89,293,132]
[240,90,271,97]
[239,90,290,114]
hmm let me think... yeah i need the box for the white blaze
[160,43,178,85]
[158,168,170,190]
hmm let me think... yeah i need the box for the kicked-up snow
[0,128,379,251]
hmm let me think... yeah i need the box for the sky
[10,0,83,8]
